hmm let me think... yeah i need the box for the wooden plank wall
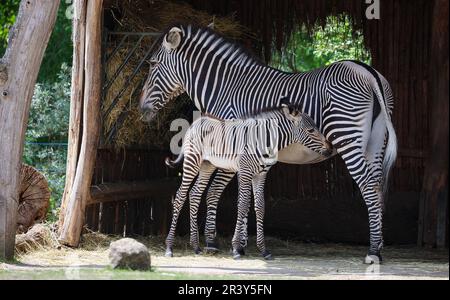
[85,149,421,244]
[86,149,176,237]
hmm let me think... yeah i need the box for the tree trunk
[18,164,51,234]
[418,0,449,247]
[58,0,103,247]
[0,0,60,260]
[58,0,88,232]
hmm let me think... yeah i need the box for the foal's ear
[163,27,183,50]
[281,104,301,124]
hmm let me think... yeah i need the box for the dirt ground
[1,234,448,280]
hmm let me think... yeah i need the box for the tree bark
[0,0,60,260]
[418,0,449,247]
[58,0,87,233]
[58,0,103,247]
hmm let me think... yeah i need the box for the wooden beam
[0,0,60,260]
[59,0,103,247]
[418,0,449,247]
[88,179,180,205]
[58,0,88,232]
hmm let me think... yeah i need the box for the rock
[108,238,151,271]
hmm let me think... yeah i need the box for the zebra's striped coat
[140,25,397,263]
[164,108,331,258]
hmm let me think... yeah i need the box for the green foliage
[271,15,371,72]
[37,1,73,83]
[0,0,19,56]
[23,64,71,221]
[0,0,73,83]
[26,64,71,141]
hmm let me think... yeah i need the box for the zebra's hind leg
[252,171,272,260]
[203,170,236,254]
[189,162,216,255]
[165,156,200,257]
[363,122,389,264]
[339,147,384,264]
[362,180,384,265]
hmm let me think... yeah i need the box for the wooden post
[0,0,60,260]
[418,0,449,247]
[58,0,87,231]
[59,0,103,247]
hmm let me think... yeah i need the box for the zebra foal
[164,106,332,259]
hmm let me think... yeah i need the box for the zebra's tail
[165,153,184,168]
[371,77,398,195]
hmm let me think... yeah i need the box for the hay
[102,0,255,148]
[15,223,60,255]
[102,50,149,148]
[111,0,255,40]
[102,47,194,147]
[79,230,120,251]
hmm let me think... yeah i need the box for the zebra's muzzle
[141,109,157,123]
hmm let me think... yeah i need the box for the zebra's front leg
[252,171,272,260]
[204,169,236,253]
[231,173,252,259]
[189,163,216,255]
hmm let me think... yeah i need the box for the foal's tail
[165,153,184,168]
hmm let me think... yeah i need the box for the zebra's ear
[282,104,300,123]
[163,27,183,50]
[281,103,291,118]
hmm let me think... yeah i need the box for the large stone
[108,238,151,271]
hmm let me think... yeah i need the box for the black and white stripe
[163,108,331,259]
[140,25,397,263]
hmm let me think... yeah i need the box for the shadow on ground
[1,234,448,280]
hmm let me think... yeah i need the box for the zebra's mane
[160,23,265,67]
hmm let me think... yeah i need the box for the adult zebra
[139,25,397,264]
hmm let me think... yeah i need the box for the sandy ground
[1,235,448,280]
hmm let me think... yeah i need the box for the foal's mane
[202,106,287,122]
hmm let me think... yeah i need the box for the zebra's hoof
[237,248,246,256]
[364,254,382,264]
[194,248,203,255]
[262,250,273,260]
[165,248,174,257]
[232,250,241,260]
[204,242,220,254]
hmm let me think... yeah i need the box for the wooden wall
[86,149,420,244]
[86,149,175,236]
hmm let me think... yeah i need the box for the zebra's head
[282,106,333,157]
[140,27,186,122]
